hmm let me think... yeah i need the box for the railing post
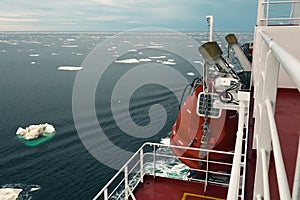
[125,166,129,200]
[153,145,156,179]
[292,137,300,200]
[261,149,271,200]
[140,149,144,183]
[204,151,209,193]
[104,188,108,200]
[257,0,266,26]
[266,0,270,25]
[266,100,292,200]
[227,92,249,200]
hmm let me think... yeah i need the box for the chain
[201,94,210,144]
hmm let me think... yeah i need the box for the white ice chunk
[61,45,78,48]
[57,66,83,71]
[139,58,152,62]
[114,59,140,64]
[149,56,166,59]
[161,61,176,65]
[187,72,195,76]
[16,123,55,140]
[0,188,22,200]
[29,54,39,57]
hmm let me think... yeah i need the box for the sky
[0,0,258,32]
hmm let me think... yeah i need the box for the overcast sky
[0,0,258,31]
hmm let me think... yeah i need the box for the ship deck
[132,88,300,200]
[246,88,300,200]
[133,175,227,200]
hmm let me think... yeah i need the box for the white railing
[252,26,300,199]
[257,0,300,26]
[92,142,238,200]
[224,92,251,200]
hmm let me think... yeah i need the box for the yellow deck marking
[181,192,225,200]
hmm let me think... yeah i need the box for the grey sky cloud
[0,0,257,31]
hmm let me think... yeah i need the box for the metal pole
[104,188,108,200]
[292,136,300,200]
[140,149,144,183]
[266,99,292,200]
[125,166,129,200]
[206,15,214,42]
[204,152,209,193]
[266,0,270,25]
[227,100,246,199]
[261,149,271,200]
[153,145,156,179]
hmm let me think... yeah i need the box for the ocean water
[0,31,253,200]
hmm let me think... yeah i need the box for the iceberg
[0,188,22,200]
[16,123,55,140]
[1,184,41,200]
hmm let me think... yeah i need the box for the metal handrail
[227,99,249,200]
[266,99,292,199]
[92,142,238,200]
[292,137,300,200]
[258,0,300,25]
[262,1,300,4]
[253,24,300,199]
[259,31,300,91]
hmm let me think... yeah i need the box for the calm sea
[0,31,253,200]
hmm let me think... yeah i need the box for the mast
[206,15,214,42]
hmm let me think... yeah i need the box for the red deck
[133,88,300,200]
[133,175,228,200]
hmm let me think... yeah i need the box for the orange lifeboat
[170,83,238,172]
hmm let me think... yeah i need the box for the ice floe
[161,61,176,65]
[0,188,22,200]
[114,59,139,64]
[57,66,83,71]
[1,184,41,199]
[187,72,195,76]
[139,58,152,62]
[149,55,166,59]
[193,60,203,64]
[128,49,137,52]
[66,38,75,41]
[16,123,55,140]
[147,45,163,48]
[61,45,78,48]
[29,54,39,57]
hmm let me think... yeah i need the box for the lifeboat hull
[170,86,238,172]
